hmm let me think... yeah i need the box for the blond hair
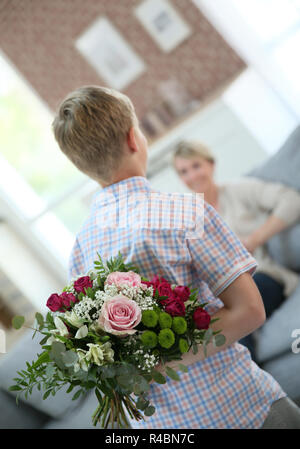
[173,141,215,169]
[52,85,137,183]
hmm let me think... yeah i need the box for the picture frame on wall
[75,17,146,90]
[134,0,192,53]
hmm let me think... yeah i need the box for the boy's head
[52,85,148,185]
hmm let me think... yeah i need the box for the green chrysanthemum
[179,338,189,353]
[142,310,158,328]
[172,317,187,335]
[140,330,158,348]
[158,312,172,329]
[158,328,175,349]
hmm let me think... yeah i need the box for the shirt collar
[92,176,152,204]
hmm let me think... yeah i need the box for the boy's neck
[99,171,146,188]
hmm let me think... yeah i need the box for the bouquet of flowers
[10,252,225,429]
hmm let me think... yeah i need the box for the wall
[0,0,245,120]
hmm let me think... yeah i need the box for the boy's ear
[127,126,138,152]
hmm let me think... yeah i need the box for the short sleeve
[68,237,86,282]
[186,202,258,297]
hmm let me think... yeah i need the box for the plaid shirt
[69,176,286,429]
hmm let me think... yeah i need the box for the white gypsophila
[133,348,159,373]
[94,290,114,308]
[103,284,120,296]
[103,283,155,311]
[72,296,102,322]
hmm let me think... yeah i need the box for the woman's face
[174,156,215,193]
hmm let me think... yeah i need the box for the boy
[52,85,300,429]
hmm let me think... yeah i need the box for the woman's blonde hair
[173,141,215,169]
[52,85,137,183]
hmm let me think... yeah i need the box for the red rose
[149,275,161,289]
[164,296,186,317]
[46,293,63,312]
[157,282,173,298]
[73,276,93,294]
[173,286,191,302]
[60,292,77,310]
[193,307,211,330]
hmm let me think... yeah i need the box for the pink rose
[105,271,141,288]
[73,276,93,294]
[46,293,63,312]
[98,295,141,336]
[173,286,191,302]
[60,292,77,309]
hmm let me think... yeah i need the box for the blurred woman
[173,141,300,364]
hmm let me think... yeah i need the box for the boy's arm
[155,202,262,375]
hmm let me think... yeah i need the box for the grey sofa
[1,126,300,428]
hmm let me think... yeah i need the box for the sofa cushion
[262,351,300,401]
[255,279,300,363]
[0,389,50,429]
[0,329,85,419]
[248,125,300,272]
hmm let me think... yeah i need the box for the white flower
[75,325,88,339]
[73,349,89,372]
[85,342,114,366]
[46,317,69,345]
[64,310,84,328]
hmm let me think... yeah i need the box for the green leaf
[152,370,166,384]
[101,365,116,379]
[95,388,104,407]
[43,390,52,400]
[62,350,78,367]
[177,363,188,373]
[214,334,226,347]
[35,312,44,327]
[192,342,198,354]
[33,351,50,368]
[116,375,131,388]
[66,384,74,394]
[204,328,213,342]
[39,336,49,345]
[49,341,66,370]
[8,385,22,392]
[98,383,114,400]
[12,316,25,330]
[165,366,180,381]
[45,364,55,378]
[72,390,82,401]
[144,405,155,416]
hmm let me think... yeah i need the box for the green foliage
[12,315,25,330]
[179,338,189,354]
[172,317,187,335]
[158,328,175,349]
[158,312,172,329]
[93,251,140,275]
[141,310,158,328]
[140,331,158,348]
[165,366,180,381]
[151,370,166,384]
